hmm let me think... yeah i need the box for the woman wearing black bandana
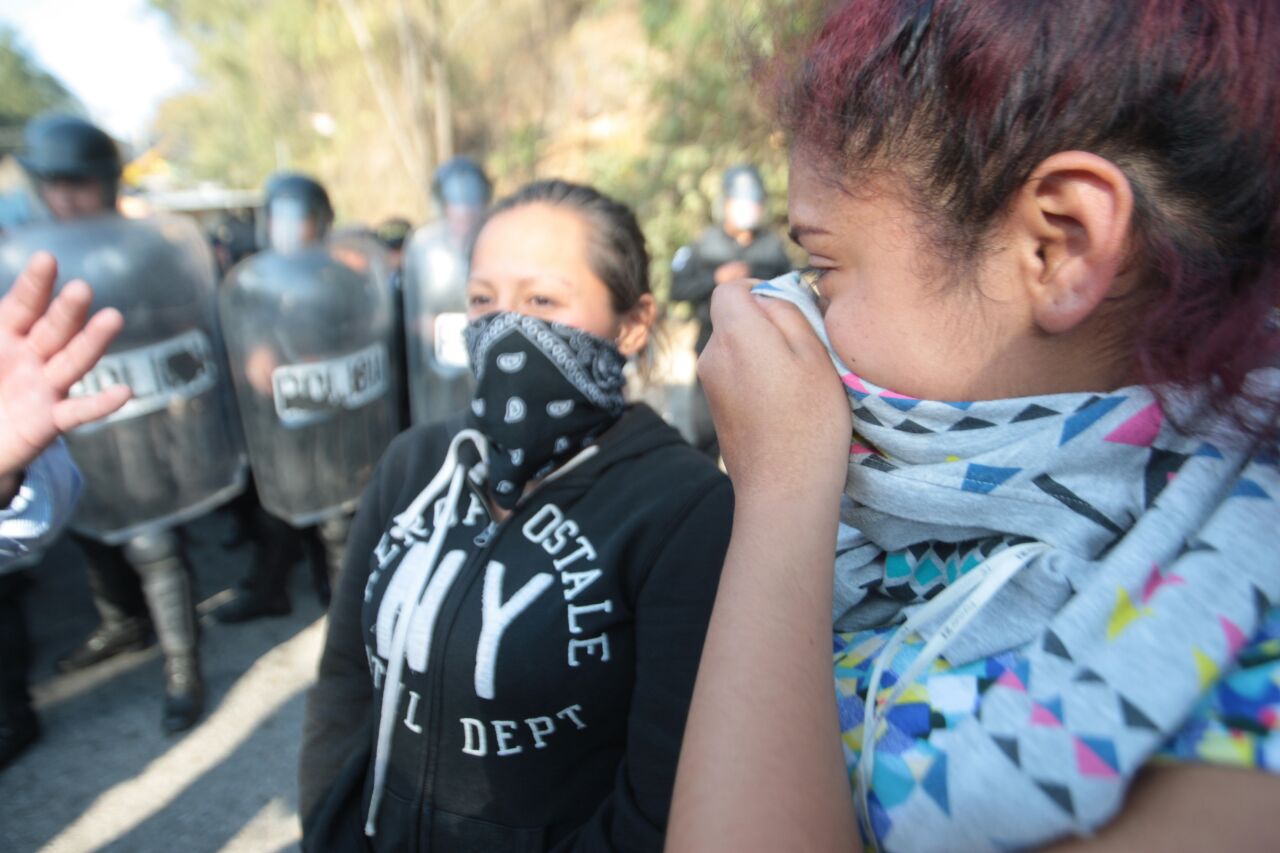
[299,180,733,852]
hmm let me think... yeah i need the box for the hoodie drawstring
[365,428,488,837]
[857,541,1049,845]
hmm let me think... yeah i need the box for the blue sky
[0,0,193,142]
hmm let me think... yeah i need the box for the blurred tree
[149,0,595,222]
[591,0,815,298]
[146,0,812,293]
[0,28,82,157]
[150,0,362,203]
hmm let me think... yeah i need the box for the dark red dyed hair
[768,0,1279,435]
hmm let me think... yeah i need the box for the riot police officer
[375,216,413,425]
[210,209,258,278]
[400,156,491,426]
[375,217,412,274]
[215,173,398,622]
[0,252,130,769]
[670,164,792,454]
[0,114,248,733]
[16,114,122,224]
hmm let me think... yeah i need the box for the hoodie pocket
[426,805,546,853]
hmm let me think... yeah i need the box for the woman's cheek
[821,297,867,371]
[828,305,933,397]
[557,308,615,340]
[544,306,575,327]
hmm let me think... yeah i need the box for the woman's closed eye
[799,264,830,286]
[800,264,833,296]
[798,266,834,313]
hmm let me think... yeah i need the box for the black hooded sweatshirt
[300,404,732,852]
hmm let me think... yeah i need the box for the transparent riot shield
[401,221,473,426]
[0,213,247,544]
[219,236,398,527]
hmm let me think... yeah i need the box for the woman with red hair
[669,1,1280,849]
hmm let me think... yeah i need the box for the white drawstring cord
[857,541,1049,845]
[365,429,488,837]
[388,428,490,537]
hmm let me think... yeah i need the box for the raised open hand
[0,251,131,487]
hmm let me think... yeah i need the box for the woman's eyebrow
[516,275,575,291]
[788,224,832,245]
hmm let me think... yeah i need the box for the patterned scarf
[755,272,1280,850]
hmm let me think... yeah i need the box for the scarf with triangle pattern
[755,272,1280,850]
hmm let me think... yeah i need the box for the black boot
[0,573,39,771]
[59,537,153,673]
[128,531,205,734]
[0,708,38,772]
[214,508,300,623]
[161,653,204,735]
[56,616,153,673]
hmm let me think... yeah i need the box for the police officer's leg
[304,514,353,607]
[219,479,260,549]
[57,534,153,673]
[124,530,204,734]
[0,571,39,769]
[318,513,352,597]
[213,507,299,624]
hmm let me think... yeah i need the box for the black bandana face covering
[464,312,627,508]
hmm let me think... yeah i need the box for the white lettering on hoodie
[475,560,554,700]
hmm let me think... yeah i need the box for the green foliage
[150,0,355,194]
[148,0,811,296]
[601,0,810,299]
[149,0,595,221]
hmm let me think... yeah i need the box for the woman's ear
[1009,151,1135,334]
[616,293,657,357]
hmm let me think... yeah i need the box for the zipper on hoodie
[411,481,515,850]
[400,431,632,847]
[413,468,587,849]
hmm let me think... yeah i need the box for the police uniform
[215,173,398,623]
[670,165,793,455]
[400,157,492,427]
[2,114,247,734]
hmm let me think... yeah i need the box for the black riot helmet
[431,157,491,211]
[261,171,334,252]
[375,217,412,252]
[722,164,766,203]
[721,163,767,233]
[431,157,490,251]
[18,113,123,207]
